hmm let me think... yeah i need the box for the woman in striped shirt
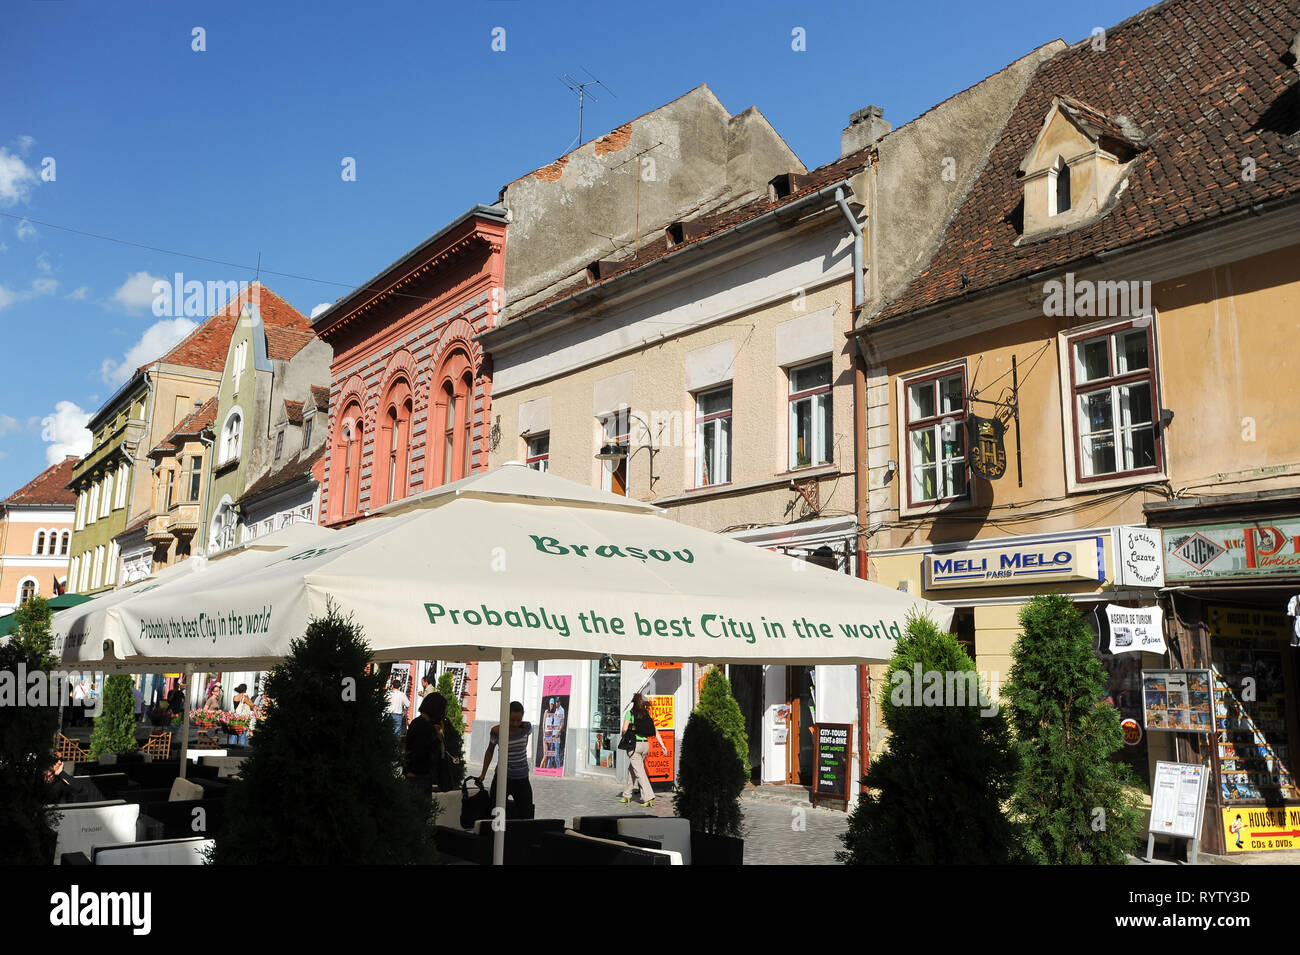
[477,701,535,818]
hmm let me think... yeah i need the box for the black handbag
[618,728,638,753]
[459,776,492,830]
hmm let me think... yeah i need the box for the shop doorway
[787,665,815,786]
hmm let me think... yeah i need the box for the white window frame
[598,409,630,496]
[1048,155,1071,217]
[787,360,833,471]
[17,576,38,604]
[694,386,732,487]
[33,530,46,556]
[105,541,119,585]
[60,530,70,555]
[79,551,91,592]
[100,472,113,518]
[221,408,244,464]
[68,556,80,593]
[898,362,971,514]
[87,482,100,525]
[1058,315,1166,493]
[525,433,550,472]
[115,463,130,509]
[232,340,248,393]
[91,545,105,591]
[75,491,86,530]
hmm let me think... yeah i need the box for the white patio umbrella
[51,521,337,776]
[52,463,952,863]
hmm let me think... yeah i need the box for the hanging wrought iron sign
[966,415,1007,481]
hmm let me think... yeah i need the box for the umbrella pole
[492,648,512,867]
[179,668,192,780]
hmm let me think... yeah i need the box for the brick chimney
[842,105,891,157]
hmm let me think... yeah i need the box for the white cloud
[112,270,163,314]
[15,135,35,155]
[42,401,92,465]
[15,218,35,240]
[36,253,52,274]
[310,302,332,319]
[0,277,58,310]
[0,414,20,436]
[0,150,38,206]
[0,241,8,253]
[66,285,89,301]
[100,317,197,385]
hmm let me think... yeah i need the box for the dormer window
[1049,156,1071,216]
[1018,96,1147,241]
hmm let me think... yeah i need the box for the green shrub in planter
[838,612,1018,865]
[0,596,60,863]
[694,667,748,771]
[210,602,436,864]
[674,706,746,838]
[88,674,139,760]
[1005,595,1144,864]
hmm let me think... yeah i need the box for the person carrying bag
[618,693,668,808]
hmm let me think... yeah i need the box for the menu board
[812,723,852,803]
[1149,761,1208,840]
[1207,605,1297,801]
[1141,669,1213,732]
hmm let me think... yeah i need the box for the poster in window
[1141,669,1212,732]
[534,675,570,777]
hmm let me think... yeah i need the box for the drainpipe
[197,429,215,558]
[838,185,870,795]
[835,188,864,312]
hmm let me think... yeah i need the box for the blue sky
[0,0,1150,496]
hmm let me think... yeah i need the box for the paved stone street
[527,775,849,865]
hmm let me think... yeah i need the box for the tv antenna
[560,68,616,149]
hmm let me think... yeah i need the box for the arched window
[429,349,474,489]
[60,531,70,555]
[377,380,413,506]
[1050,155,1071,216]
[19,578,37,604]
[221,409,244,463]
[34,531,46,555]
[211,497,238,554]
[329,401,365,521]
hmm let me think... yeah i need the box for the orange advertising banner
[642,661,683,669]
[645,731,676,784]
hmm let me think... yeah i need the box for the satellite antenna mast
[560,68,616,148]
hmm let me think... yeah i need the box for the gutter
[484,179,857,346]
[859,192,1300,334]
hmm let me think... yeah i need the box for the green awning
[0,593,92,636]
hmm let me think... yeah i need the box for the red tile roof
[1,456,79,507]
[878,0,1300,321]
[265,326,317,361]
[310,385,330,410]
[238,444,326,505]
[149,282,309,373]
[284,400,305,426]
[150,397,218,457]
[511,149,873,321]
